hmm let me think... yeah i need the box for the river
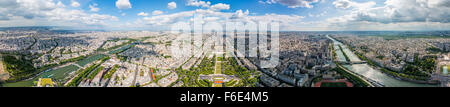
[327,35,437,87]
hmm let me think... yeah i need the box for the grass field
[215,54,222,74]
[224,79,237,87]
[213,77,224,80]
[2,54,96,87]
[47,64,79,80]
[320,82,348,87]
[1,79,34,87]
[76,54,106,67]
[215,61,222,74]
[217,57,222,61]
[213,83,223,87]
[2,64,80,87]
[108,43,135,54]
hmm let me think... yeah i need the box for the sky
[0,0,449,31]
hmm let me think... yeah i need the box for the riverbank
[338,45,351,62]
[354,52,439,85]
[337,37,439,85]
[327,35,438,87]
[353,51,439,85]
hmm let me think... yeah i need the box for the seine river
[327,35,437,87]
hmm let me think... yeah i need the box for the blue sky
[0,0,449,31]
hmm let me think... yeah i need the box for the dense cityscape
[0,27,448,87]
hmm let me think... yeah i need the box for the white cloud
[326,0,450,30]
[258,0,277,4]
[168,2,177,9]
[143,11,195,25]
[230,9,249,19]
[89,3,99,12]
[116,0,131,9]
[71,0,80,7]
[142,9,236,26]
[249,14,305,24]
[0,0,118,27]
[137,12,149,16]
[185,0,231,11]
[203,16,220,22]
[333,0,375,9]
[209,3,230,11]
[332,0,450,23]
[152,10,163,15]
[332,0,351,9]
[308,13,314,17]
[259,0,320,8]
[121,13,126,16]
[187,0,211,7]
[308,11,327,17]
[56,1,65,8]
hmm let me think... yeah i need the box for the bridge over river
[336,61,367,65]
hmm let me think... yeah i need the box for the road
[131,57,145,87]
[213,52,224,87]
[0,54,10,81]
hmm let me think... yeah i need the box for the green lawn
[2,64,80,87]
[46,64,79,80]
[224,79,237,87]
[215,55,222,74]
[217,57,223,61]
[1,80,34,87]
[320,82,348,87]
[108,43,135,54]
[76,54,106,67]
[213,83,223,87]
[215,61,222,74]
